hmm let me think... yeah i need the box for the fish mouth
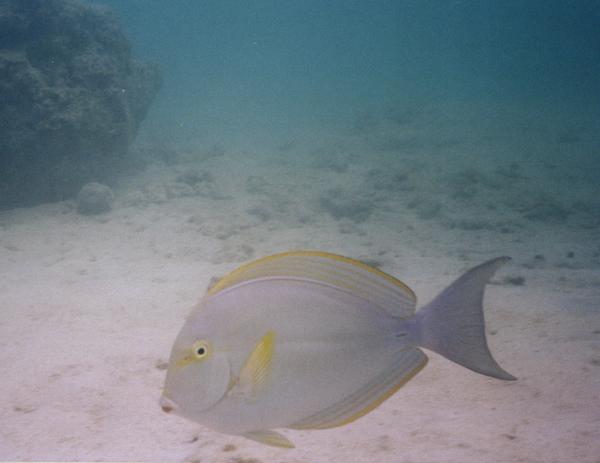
[159,395,178,414]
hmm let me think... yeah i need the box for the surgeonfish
[160,251,515,448]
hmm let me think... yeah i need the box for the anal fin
[291,348,427,430]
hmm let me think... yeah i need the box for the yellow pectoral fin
[236,330,275,400]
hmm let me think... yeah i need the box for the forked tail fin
[413,257,516,380]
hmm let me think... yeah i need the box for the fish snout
[160,395,178,414]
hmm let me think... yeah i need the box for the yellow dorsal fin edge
[207,250,415,300]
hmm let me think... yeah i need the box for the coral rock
[0,0,161,209]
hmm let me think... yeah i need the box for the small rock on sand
[76,182,114,215]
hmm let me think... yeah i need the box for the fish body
[161,251,515,448]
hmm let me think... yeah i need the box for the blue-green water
[83,0,600,234]
[2,2,600,461]
[95,0,599,148]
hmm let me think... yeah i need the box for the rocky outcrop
[0,0,161,209]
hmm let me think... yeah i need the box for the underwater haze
[100,0,600,148]
[1,0,600,462]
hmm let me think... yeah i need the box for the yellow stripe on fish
[207,250,417,318]
[291,347,428,429]
[161,253,515,448]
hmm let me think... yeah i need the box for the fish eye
[192,340,210,359]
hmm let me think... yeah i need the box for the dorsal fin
[207,251,417,318]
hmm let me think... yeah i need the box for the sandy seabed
[1,104,599,463]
